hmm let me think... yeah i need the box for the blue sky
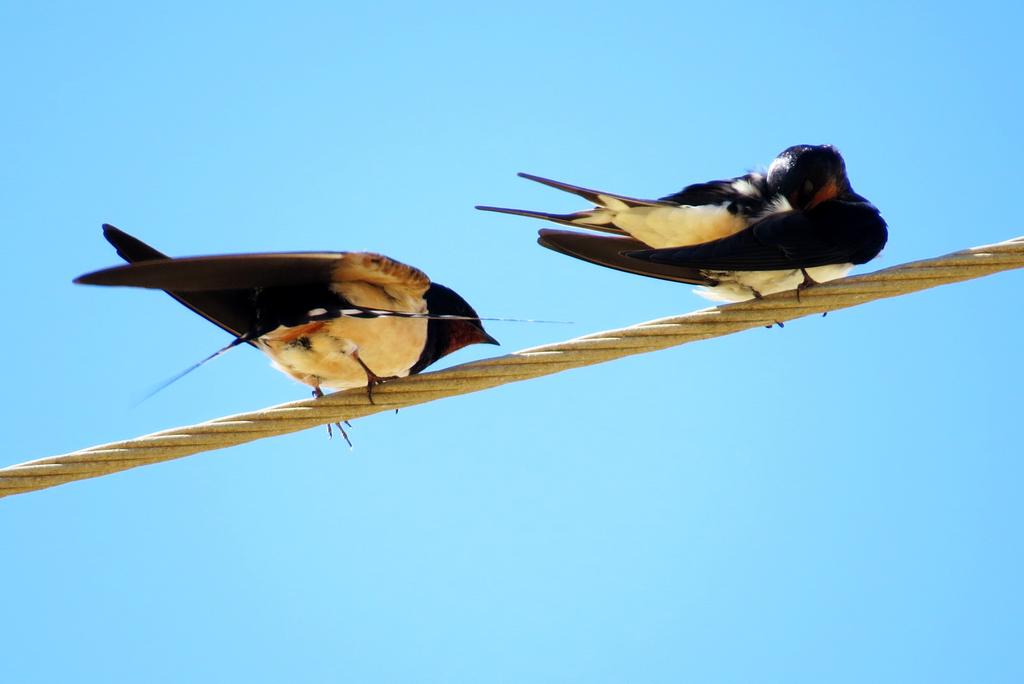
[4,2,1023,682]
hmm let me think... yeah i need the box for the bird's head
[422,283,499,362]
[767,144,851,210]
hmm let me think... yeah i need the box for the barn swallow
[76,226,498,421]
[477,145,887,302]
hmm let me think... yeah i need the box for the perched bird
[76,226,498,410]
[477,145,887,302]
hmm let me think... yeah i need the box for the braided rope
[4,236,1023,498]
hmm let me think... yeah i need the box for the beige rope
[4,236,1023,498]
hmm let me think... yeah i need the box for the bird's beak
[479,330,500,345]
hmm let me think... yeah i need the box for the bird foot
[351,352,398,405]
[796,269,819,302]
[327,421,352,447]
[364,372,400,405]
[312,386,352,446]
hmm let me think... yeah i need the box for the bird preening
[477,144,888,302]
[75,145,887,441]
[75,226,498,441]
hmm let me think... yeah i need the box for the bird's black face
[767,144,850,210]
[424,283,499,357]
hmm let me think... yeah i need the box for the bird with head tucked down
[478,144,887,302]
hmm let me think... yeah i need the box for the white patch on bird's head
[730,179,760,196]
[308,308,328,317]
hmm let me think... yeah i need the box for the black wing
[628,199,888,271]
[75,250,345,292]
[538,229,713,285]
[82,226,439,340]
[85,228,367,393]
[84,227,360,340]
[93,225,262,339]
[659,173,768,214]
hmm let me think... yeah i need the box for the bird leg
[747,287,780,327]
[796,269,819,302]
[312,386,352,446]
[350,349,399,405]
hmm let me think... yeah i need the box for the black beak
[480,331,500,346]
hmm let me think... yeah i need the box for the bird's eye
[803,179,814,194]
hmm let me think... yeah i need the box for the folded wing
[629,200,887,270]
[538,229,712,285]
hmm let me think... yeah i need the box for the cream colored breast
[257,277,430,391]
[610,204,748,248]
[259,316,429,391]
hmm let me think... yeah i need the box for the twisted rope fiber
[4,236,1023,499]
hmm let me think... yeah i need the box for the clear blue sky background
[4,2,1023,682]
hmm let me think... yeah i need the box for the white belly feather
[697,263,854,303]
